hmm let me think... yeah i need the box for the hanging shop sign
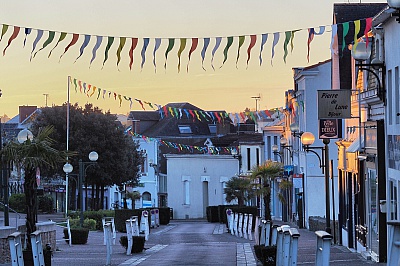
[319,119,342,139]
[318,90,351,119]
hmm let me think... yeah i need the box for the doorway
[366,169,379,261]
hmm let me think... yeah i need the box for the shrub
[84,210,115,230]
[38,195,54,213]
[64,228,89,244]
[69,218,97,230]
[254,245,276,266]
[9,193,26,213]
[158,208,171,225]
[119,236,146,253]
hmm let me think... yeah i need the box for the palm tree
[224,176,254,206]
[0,126,70,249]
[251,160,283,221]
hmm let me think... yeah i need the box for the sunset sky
[0,0,385,118]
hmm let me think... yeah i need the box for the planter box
[63,228,89,245]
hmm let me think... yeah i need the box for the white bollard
[254,216,260,245]
[276,226,284,266]
[155,209,160,227]
[243,214,248,239]
[131,216,139,236]
[31,230,45,266]
[150,209,156,228]
[238,213,244,238]
[289,228,300,265]
[315,231,332,266]
[260,220,267,245]
[140,210,150,241]
[8,232,24,266]
[271,225,279,246]
[233,213,239,237]
[281,226,291,266]
[226,209,233,234]
[104,223,113,266]
[248,214,253,241]
[102,217,116,245]
[264,221,272,246]
[125,219,133,255]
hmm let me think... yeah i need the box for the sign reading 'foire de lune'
[318,90,351,119]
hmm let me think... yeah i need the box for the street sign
[318,90,351,119]
[319,119,342,139]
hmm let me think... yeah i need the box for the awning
[346,138,364,153]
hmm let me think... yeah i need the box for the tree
[0,126,70,249]
[31,103,143,210]
[224,176,254,206]
[251,160,283,221]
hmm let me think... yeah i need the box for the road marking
[118,244,168,266]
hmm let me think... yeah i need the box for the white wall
[166,154,238,219]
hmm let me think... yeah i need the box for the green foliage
[251,160,284,221]
[31,104,143,191]
[64,228,89,244]
[254,245,277,266]
[68,210,115,230]
[9,193,26,213]
[69,218,97,230]
[38,195,54,213]
[224,176,254,206]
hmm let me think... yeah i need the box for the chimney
[19,106,37,123]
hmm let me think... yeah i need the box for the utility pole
[251,94,261,132]
[43,93,49,107]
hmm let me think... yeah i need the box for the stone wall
[308,216,339,234]
[36,221,56,251]
[0,226,17,264]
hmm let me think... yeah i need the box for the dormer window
[178,125,192,134]
[208,124,217,134]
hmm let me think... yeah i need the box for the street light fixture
[290,122,304,138]
[231,148,242,174]
[78,151,98,227]
[301,131,331,234]
[388,0,400,22]
[63,162,73,217]
[350,40,386,103]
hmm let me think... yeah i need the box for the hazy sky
[0,0,385,118]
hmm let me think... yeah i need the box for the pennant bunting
[236,36,245,68]
[0,24,9,41]
[246,35,256,68]
[129,38,138,70]
[102,36,114,67]
[221,36,233,67]
[60,33,79,60]
[271,32,279,65]
[32,31,55,59]
[30,29,44,61]
[141,38,150,70]
[74,34,90,63]
[307,28,314,62]
[48,32,67,58]
[290,30,299,53]
[90,36,103,66]
[201,38,210,71]
[177,38,187,72]
[330,24,338,55]
[164,38,175,70]
[259,33,268,66]
[314,26,325,35]
[187,38,198,72]
[116,37,126,68]
[283,31,291,63]
[211,37,222,71]
[353,20,361,53]
[364,18,372,48]
[23,28,32,48]
[3,26,20,56]
[341,22,350,54]
[153,38,161,71]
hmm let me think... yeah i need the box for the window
[142,192,151,201]
[388,70,393,125]
[208,124,217,134]
[184,181,190,205]
[396,67,399,124]
[267,136,271,160]
[247,148,251,171]
[140,153,147,174]
[389,180,398,221]
[178,125,192,134]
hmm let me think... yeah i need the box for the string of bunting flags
[70,76,299,124]
[126,129,239,155]
[0,17,372,70]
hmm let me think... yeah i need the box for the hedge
[115,208,171,232]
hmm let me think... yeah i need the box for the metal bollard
[264,220,272,246]
[315,230,332,266]
[104,222,113,266]
[254,216,260,245]
[155,209,160,227]
[248,214,253,241]
[125,219,133,255]
[140,211,150,241]
[276,226,284,266]
[131,216,139,236]
[31,230,45,266]
[281,226,291,266]
[102,217,116,245]
[226,209,233,234]
[289,228,300,265]
[238,213,244,238]
[260,220,267,245]
[271,225,279,246]
[243,214,249,239]
[150,209,156,228]
[8,232,24,266]
[233,213,238,236]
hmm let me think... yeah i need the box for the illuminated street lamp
[63,162,73,217]
[301,131,331,234]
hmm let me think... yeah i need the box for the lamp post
[0,115,9,226]
[388,0,400,22]
[63,162,73,217]
[290,122,304,138]
[301,131,331,234]
[149,159,158,207]
[231,148,242,175]
[79,151,98,227]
